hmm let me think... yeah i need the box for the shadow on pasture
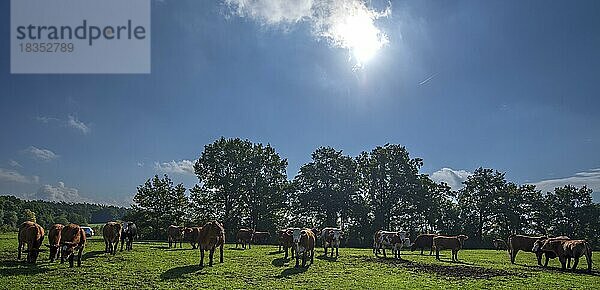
[277,266,308,278]
[438,259,473,266]
[82,250,105,260]
[0,260,51,277]
[518,264,600,276]
[166,248,192,252]
[271,257,289,267]
[316,255,338,262]
[268,250,283,255]
[160,264,205,280]
[149,245,170,250]
[228,247,246,251]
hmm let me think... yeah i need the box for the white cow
[321,227,342,257]
[373,230,411,259]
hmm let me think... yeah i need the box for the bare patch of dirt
[362,257,528,279]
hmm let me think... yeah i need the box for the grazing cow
[279,229,297,259]
[252,231,271,244]
[47,224,64,262]
[198,221,225,267]
[508,234,553,265]
[292,228,315,267]
[167,225,184,248]
[103,222,122,255]
[236,228,254,249]
[60,223,86,267]
[531,236,571,267]
[183,227,201,249]
[540,239,592,272]
[18,221,45,264]
[320,227,342,257]
[411,234,436,255]
[120,222,137,251]
[493,239,508,251]
[373,230,411,259]
[433,235,468,262]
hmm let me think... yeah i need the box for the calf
[47,224,64,262]
[184,227,201,249]
[252,231,271,244]
[18,221,45,264]
[103,222,122,255]
[198,221,225,267]
[279,229,297,259]
[411,234,436,255]
[540,239,592,272]
[236,228,254,249]
[531,236,570,267]
[493,239,508,251]
[373,230,410,259]
[120,222,137,251]
[433,235,468,262]
[320,227,342,257]
[167,225,184,248]
[292,228,315,267]
[60,223,86,267]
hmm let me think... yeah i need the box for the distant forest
[0,195,127,231]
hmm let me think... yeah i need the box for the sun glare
[329,9,389,69]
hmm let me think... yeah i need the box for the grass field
[1,233,599,289]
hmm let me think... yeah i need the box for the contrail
[419,72,438,86]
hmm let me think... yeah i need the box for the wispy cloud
[0,168,39,184]
[36,115,91,134]
[530,169,600,196]
[430,167,472,191]
[22,146,59,162]
[67,115,91,134]
[8,160,23,168]
[225,0,391,68]
[418,72,438,86]
[154,160,195,176]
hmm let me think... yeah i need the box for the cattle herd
[15,220,594,273]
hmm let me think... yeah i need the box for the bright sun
[329,9,389,68]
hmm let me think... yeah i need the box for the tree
[20,209,36,223]
[458,167,507,243]
[356,144,423,232]
[294,147,358,227]
[191,137,289,238]
[543,185,593,237]
[131,174,188,239]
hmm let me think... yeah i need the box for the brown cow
[411,234,436,255]
[103,222,122,255]
[433,235,468,262]
[252,231,271,244]
[532,236,571,267]
[184,227,202,249]
[198,221,225,267]
[292,228,315,267]
[321,227,342,257]
[540,239,592,272]
[18,221,45,264]
[167,225,184,248]
[60,223,86,267]
[47,224,64,262]
[236,228,254,249]
[280,228,298,259]
[508,234,556,265]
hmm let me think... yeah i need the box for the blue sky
[1,0,599,204]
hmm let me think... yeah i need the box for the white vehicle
[81,226,94,237]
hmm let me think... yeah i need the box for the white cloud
[530,169,600,195]
[27,182,90,203]
[137,162,144,167]
[22,146,59,162]
[0,168,39,184]
[225,0,391,68]
[67,115,91,134]
[430,168,472,191]
[154,160,196,176]
[35,116,60,124]
[8,160,23,168]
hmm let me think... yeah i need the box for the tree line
[128,137,600,249]
[0,195,128,231]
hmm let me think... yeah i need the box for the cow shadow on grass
[0,260,52,277]
[271,257,289,267]
[82,250,105,260]
[268,250,283,255]
[277,266,308,278]
[437,259,474,266]
[160,264,206,280]
[149,245,170,250]
[228,247,246,251]
[516,263,600,276]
